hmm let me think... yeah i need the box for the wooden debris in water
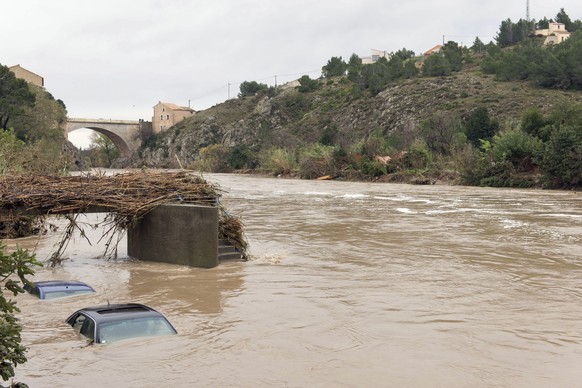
[0,170,248,264]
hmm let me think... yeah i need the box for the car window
[98,317,176,344]
[80,318,95,342]
[71,314,86,332]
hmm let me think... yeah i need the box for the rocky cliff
[133,68,582,168]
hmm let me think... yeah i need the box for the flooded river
[8,173,582,387]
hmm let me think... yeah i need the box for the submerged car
[66,303,177,344]
[24,280,96,300]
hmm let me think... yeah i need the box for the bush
[540,125,582,188]
[298,144,336,179]
[402,141,432,169]
[491,129,544,172]
[238,81,269,98]
[0,243,41,386]
[0,130,26,175]
[360,156,387,177]
[259,147,298,175]
[297,75,319,93]
[197,144,230,172]
[228,144,255,170]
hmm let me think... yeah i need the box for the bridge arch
[68,125,131,155]
[66,118,149,157]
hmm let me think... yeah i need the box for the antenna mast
[526,0,530,22]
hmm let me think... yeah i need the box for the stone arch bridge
[66,118,152,156]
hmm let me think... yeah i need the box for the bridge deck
[67,117,141,125]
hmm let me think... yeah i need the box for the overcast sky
[3,1,582,147]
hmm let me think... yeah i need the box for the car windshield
[98,316,176,344]
[43,289,95,300]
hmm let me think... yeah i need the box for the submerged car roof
[70,303,167,324]
[26,280,95,299]
[33,280,93,288]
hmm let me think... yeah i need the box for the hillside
[135,63,581,169]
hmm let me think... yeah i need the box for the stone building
[535,22,571,45]
[9,64,44,87]
[152,102,195,133]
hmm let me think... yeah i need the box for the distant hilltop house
[152,102,195,133]
[423,45,443,56]
[535,22,571,45]
[361,49,391,64]
[9,64,44,87]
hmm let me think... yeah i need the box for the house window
[160,115,164,120]
[166,115,170,120]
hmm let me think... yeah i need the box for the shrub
[298,144,336,179]
[540,125,582,188]
[228,144,254,170]
[360,156,387,177]
[402,140,432,169]
[491,129,544,172]
[259,147,298,175]
[197,144,230,172]
[0,130,26,175]
[0,243,41,386]
[297,75,319,93]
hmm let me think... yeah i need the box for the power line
[189,68,322,104]
[188,84,229,101]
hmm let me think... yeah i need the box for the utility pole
[274,75,277,88]
[526,0,530,22]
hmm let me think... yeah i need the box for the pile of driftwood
[0,171,247,264]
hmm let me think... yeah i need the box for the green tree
[555,8,574,32]
[442,41,464,72]
[297,75,319,93]
[347,53,364,87]
[9,86,67,143]
[238,81,269,98]
[228,144,254,169]
[422,53,451,77]
[322,56,347,78]
[0,130,26,175]
[0,242,41,386]
[420,112,464,155]
[394,48,415,61]
[491,129,544,172]
[0,64,36,131]
[521,108,549,140]
[88,132,120,167]
[541,125,582,188]
[386,55,405,80]
[471,37,486,53]
[464,107,499,147]
[496,19,514,47]
[536,17,551,30]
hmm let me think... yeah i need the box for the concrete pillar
[127,204,218,268]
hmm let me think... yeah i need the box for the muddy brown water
[7,173,582,387]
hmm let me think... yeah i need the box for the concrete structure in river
[128,204,219,268]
